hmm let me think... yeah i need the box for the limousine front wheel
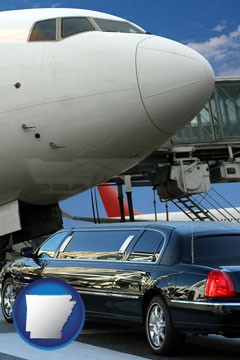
[1,277,16,323]
[146,296,185,355]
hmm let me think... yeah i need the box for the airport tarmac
[0,333,145,360]
[1,293,240,360]
[0,314,143,360]
[0,287,144,360]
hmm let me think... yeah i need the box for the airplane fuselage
[0,8,214,207]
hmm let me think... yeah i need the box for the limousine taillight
[205,270,236,297]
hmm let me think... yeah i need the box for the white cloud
[218,64,240,77]
[51,3,61,7]
[22,0,61,8]
[32,3,42,8]
[212,21,226,33]
[187,25,240,76]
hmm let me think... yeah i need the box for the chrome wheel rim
[3,283,16,318]
[148,303,166,348]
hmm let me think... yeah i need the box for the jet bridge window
[29,19,56,41]
[61,17,95,38]
[93,18,143,33]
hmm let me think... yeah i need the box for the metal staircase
[171,196,217,221]
[170,188,240,223]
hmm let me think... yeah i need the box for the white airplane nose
[136,36,215,135]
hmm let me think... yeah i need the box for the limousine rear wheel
[146,296,185,355]
[1,277,16,323]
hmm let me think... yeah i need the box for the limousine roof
[62,222,240,265]
[66,221,240,237]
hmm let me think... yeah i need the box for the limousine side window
[60,230,138,260]
[127,230,164,262]
[37,231,68,258]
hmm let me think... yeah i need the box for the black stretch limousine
[1,221,240,355]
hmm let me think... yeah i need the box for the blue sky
[2,0,240,75]
[1,0,240,225]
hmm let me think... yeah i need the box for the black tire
[1,278,16,323]
[145,296,185,355]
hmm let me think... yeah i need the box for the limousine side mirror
[20,246,33,258]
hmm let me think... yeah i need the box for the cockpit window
[29,19,56,41]
[93,18,143,34]
[62,17,95,38]
[29,16,143,43]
